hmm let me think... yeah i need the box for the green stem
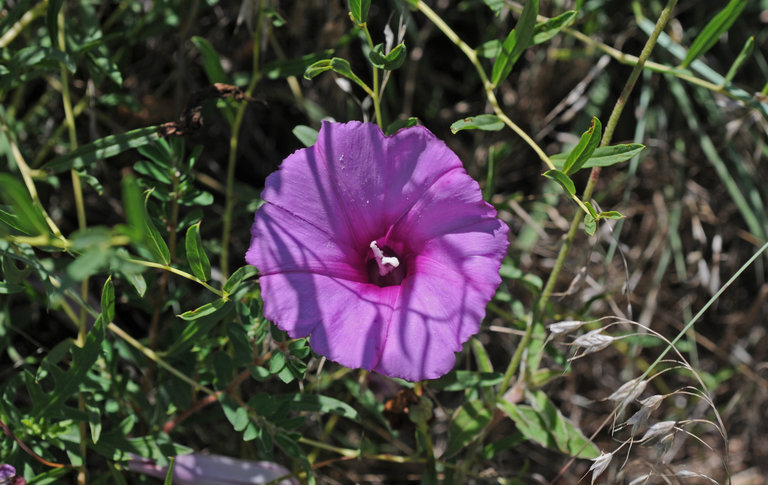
[127,259,225,297]
[221,2,264,280]
[0,0,47,49]
[360,23,384,128]
[414,1,553,169]
[58,9,89,482]
[106,322,217,396]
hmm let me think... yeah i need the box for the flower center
[367,241,407,287]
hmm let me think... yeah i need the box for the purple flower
[128,453,297,485]
[247,121,509,381]
[0,465,24,485]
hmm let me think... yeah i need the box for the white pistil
[370,241,400,276]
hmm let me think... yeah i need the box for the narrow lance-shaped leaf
[292,125,319,147]
[550,143,645,170]
[680,0,748,68]
[304,58,372,94]
[348,0,370,24]
[491,0,538,86]
[143,191,171,265]
[0,174,50,236]
[178,298,228,321]
[450,114,504,133]
[185,222,211,281]
[191,36,228,84]
[101,276,115,323]
[121,174,147,241]
[223,266,259,294]
[532,10,577,45]
[43,126,161,173]
[543,169,575,196]
[445,400,492,456]
[721,36,754,87]
[562,116,602,175]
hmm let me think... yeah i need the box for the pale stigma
[369,241,400,276]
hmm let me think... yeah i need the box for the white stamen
[370,241,400,276]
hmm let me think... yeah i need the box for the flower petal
[313,121,465,243]
[246,203,365,281]
[391,164,499,247]
[260,272,397,370]
[374,236,507,381]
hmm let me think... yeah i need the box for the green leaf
[722,36,754,86]
[165,301,233,355]
[0,175,49,236]
[101,276,115,323]
[450,114,504,133]
[42,126,161,173]
[292,125,319,147]
[431,370,503,391]
[385,117,419,135]
[223,265,259,294]
[178,298,228,321]
[445,400,492,456]
[348,0,371,23]
[584,213,597,236]
[550,143,645,170]
[330,57,367,87]
[303,59,333,79]
[121,174,146,241]
[533,10,577,45]
[144,210,170,265]
[543,169,575,196]
[191,36,228,84]
[482,0,504,15]
[477,40,502,59]
[497,391,600,458]
[275,394,360,422]
[491,0,538,86]
[220,394,249,432]
[185,222,211,281]
[33,315,105,417]
[471,337,493,372]
[680,0,748,68]
[305,58,372,94]
[583,200,598,219]
[368,42,407,70]
[68,247,111,280]
[561,116,602,175]
[599,210,623,220]
[263,50,334,79]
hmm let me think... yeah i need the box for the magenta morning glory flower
[246,121,509,381]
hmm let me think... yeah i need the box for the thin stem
[106,322,217,396]
[0,0,47,49]
[221,2,264,280]
[127,259,225,297]
[414,1,553,169]
[360,23,384,128]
